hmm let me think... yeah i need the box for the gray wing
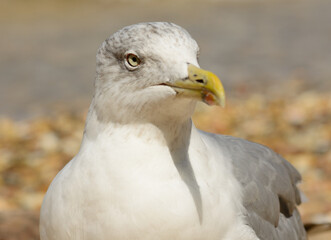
[201,132,307,240]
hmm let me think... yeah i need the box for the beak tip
[218,100,226,108]
[217,93,226,108]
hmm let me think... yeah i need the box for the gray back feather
[200,132,307,240]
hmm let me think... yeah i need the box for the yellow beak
[169,64,225,107]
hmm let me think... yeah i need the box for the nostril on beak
[195,79,204,84]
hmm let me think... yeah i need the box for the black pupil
[132,57,137,62]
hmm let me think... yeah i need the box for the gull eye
[125,53,141,70]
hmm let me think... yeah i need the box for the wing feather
[200,132,306,239]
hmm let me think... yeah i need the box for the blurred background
[0,0,330,239]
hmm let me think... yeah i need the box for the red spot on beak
[203,91,215,106]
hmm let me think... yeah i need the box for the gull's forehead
[106,22,199,56]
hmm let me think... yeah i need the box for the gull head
[93,22,225,124]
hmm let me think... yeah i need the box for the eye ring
[125,53,141,70]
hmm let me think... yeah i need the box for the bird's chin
[150,83,200,103]
[148,84,177,96]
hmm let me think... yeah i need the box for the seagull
[40,22,306,240]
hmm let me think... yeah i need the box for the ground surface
[0,90,330,239]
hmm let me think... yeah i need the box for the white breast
[40,126,256,240]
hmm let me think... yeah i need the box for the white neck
[78,97,209,225]
[82,97,196,151]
